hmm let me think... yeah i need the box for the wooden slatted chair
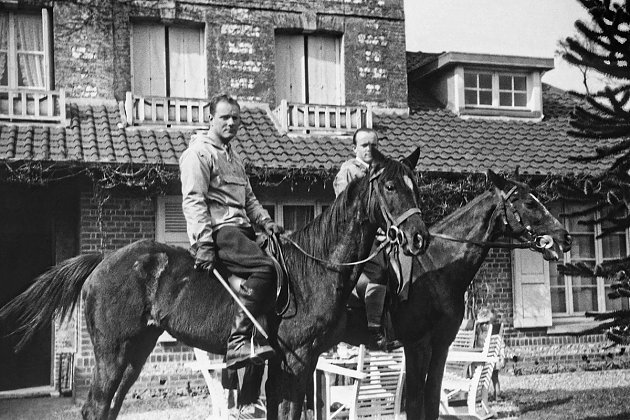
[440,327,505,420]
[316,344,406,420]
[185,348,230,419]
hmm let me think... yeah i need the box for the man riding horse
[334,127,404,351]
[179,93,282,370]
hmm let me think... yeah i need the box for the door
[0,189,53,390]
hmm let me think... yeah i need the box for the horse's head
[367,147,430,256]
[487,169,572,261]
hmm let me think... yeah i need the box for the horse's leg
[424,343,450,420]
[81,343,128,420]
[265,357,281,419]
[404,338,432,420]
[108,329,161,420]
[265,357,310,420]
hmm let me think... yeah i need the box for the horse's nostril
[565,233,573,246]
[413,232,423,249]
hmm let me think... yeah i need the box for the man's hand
[194,242,216,272]
[263,219,284,236]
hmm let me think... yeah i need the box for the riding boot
[365,283,401,351]
[225,285,275,370]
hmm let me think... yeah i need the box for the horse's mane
[433,177,528,231]
[286,152,409,277]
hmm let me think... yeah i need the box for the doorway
[0,187,53,390]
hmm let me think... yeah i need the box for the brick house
[0,0,620,398]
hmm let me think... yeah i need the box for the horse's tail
[0,253,104,351]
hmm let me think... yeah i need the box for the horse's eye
[385,182,395,191]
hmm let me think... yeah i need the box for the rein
[432,186,554,250]
[284,167,422,267]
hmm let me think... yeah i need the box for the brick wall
[51,0,408,107]
[472,248,615,374]
[73,190,205,399]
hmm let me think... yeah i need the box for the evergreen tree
[560,0,630,344]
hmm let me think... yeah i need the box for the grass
[498,369,630,420]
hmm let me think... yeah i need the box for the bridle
[283,166,423,266]
[432,185,555,250]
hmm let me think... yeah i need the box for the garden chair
[440,327,503,420]
[315,344,406,420]
[186,348,267,420]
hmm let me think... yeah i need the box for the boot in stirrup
[225,298,274,370]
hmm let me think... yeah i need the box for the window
[0,10,51,89]
[275,33,343,105]
[499,75,527,107]
[464,71,528,108]
[550,202,630,316]
[283,205,315,232]
[132,23,205,98]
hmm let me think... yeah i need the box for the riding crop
[212,268,269,340]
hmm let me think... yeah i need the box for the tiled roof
[0,84,611,177]
[373,83,611,176]
[406,51,442,74]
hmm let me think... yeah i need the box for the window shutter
[274,34,304,103]
[168,26,205,98]
[307,35,340,105]
[132,23,166,97]
[512,248,552,328]
[156,196,189,249]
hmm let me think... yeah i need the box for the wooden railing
[0,87,66,123]
[273,100,372,134]
[125,92,210,126]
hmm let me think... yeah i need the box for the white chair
[315,344,406,420]
[185,348,230,419]
[440,329,503,420]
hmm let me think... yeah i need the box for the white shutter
[132,23,166,96]
[274,34,304,103]
[156,196,189,249]
[169,26,205,98]
[512,248,552,328]
[307,35,340,105]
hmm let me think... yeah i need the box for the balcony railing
[273,100,372,134]
[0,87,66,123]
[125,92,210,127]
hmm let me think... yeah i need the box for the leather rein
[282,167,422,267]
[432,186,555,250]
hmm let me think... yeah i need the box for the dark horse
[0,149,430,420]
[341,170,572,420]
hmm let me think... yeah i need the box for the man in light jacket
[179,94,282,370]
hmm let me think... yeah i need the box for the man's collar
[355,157,370,168]
[206,133,230,150]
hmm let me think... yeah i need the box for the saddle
[222,233,291,316]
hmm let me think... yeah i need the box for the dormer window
[408,52,553,120]
[464,71,528,109]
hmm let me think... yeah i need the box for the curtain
[0,13,8,86]
[16,13,45,88]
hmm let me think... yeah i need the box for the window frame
[274,32,344,106]
[0,8,52,90]
[463,69,529,110]
[262,200,330,233]
[550,201,630,320]
[130,21,206,99]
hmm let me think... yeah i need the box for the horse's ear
[487,169,507,190]
[513,166,520,181]
[402,147,420,170]
[371,147,386,165]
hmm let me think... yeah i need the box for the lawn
[499,369,630,420]
[2,369,630,419]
